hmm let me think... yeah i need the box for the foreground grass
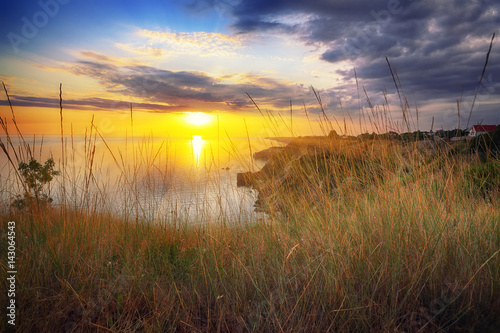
[1,140,499,332]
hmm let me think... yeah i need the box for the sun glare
[184,112,213,126]
[191,135,205,165]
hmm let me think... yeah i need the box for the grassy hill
[1,127,499,332]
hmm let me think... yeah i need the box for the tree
[11,157,60,209]
[328,130,339,139]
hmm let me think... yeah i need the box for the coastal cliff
[237,128,500,214]
[237,136,391,214]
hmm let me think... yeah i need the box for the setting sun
[184,112,214,126]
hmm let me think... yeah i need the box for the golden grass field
[1,83,499,332]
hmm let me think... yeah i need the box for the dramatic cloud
[192,0,500,127]
[60,53,313,112]
[3,0,499,131]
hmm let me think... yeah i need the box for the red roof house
[468,125,498,137]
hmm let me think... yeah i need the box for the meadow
[1,84,499,332]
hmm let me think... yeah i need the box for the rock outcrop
[253,146,284,161]
[237,136,390,214]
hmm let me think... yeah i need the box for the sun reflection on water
[191,135,205,165]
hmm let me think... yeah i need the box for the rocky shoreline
[237,135,351,213]
[237,127,500,214]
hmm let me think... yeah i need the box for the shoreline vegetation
[239,128,500,214]
[1,73,500,332]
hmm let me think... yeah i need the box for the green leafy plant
[463,161,500,196]
[12,157,60,209]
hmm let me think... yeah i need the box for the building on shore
[467,125,498,137]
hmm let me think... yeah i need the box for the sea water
[0,134,271,225]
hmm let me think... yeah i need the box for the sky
[0,0,499,138]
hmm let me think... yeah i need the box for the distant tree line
[349,127,494,142]
[327,126,499,144]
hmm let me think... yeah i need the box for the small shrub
[11,157,60,209]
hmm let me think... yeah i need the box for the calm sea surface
[0,134,274,224]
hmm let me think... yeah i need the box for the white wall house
[468,125,497,137]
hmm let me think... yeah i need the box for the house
[468,125,498,137]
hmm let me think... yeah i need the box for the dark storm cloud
[198,0,500,127]
[64,58,313,111]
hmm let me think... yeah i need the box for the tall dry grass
[0,80,499,332]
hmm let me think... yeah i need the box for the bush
[11,157,60,209]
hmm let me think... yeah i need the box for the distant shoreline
[264,136,296,144]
